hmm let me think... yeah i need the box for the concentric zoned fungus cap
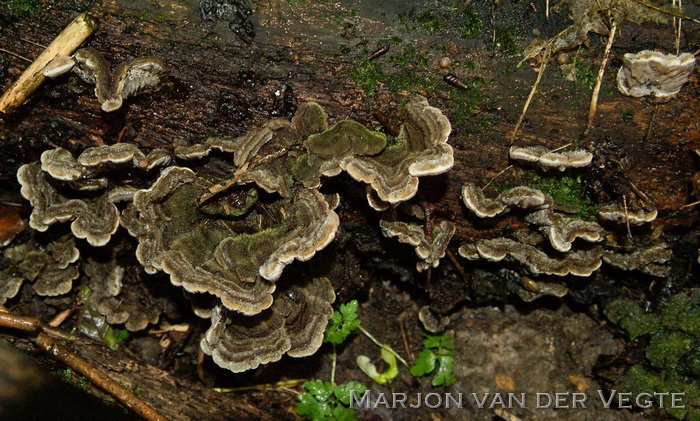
[516,279,569,302]
[603,245,673,277]
[121,166,339,315]
[83,257,163,330]
[418,306,450,333]
[200,277,335,373]
[509,146,593,171]
[461,183,547,218]
[525,208,604,252]
[18,162,120,247]
[0,236,80,303]
[598,203,658,225]
[380,217,455,271]
[459,238,603,277]
[43,47,168,112]
[617,51,696,100]
[340,96,453,204]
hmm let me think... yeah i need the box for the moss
[458,6,483,37]
[525,173,598,219]
[605,291,700,420]
[53,368,88,391]
[495,26,518,55]
[447,80,486,126]
[349,46,436,97]
[4,0,40,12]
[414,10,441,34]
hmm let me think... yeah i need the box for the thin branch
[0,47,32,63]
[631,0,700,24]
[510,47,551,144]
[0,307,168,421]
[357,325,410,368]
[583,20,617,138]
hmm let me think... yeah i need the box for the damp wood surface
[1,1,699,420]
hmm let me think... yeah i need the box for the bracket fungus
[616,51,696,100]
[459,238,603,277]
[509,146,593,171]
[201,277,334,373]
[121,166,339,315]
[603,245,673,277]
[598,203,658,225]
[43,47,168,112]
[461,182,546,218]
[15,97,455,373]
[0,236,79,303]
[380,216,455,271]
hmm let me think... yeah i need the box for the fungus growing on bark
[598,203,658,225]
[0,236,79,303]
[43,47,168,112]
[525,208,604,252]
[200,277,334,373]
[461,183,546,218]
[459,238,602,277]
[509,146,593,171]
[380,216,455,271]
[18,162,121,247]
[83,256,164,331]
[616,51,696,100]
[603,245,673,277]
[121,166,339,315]
[418,306,450,333]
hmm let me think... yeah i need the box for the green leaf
[332,405,357,421]
[304,379,334,402]
[410,348,437,377]
[356,346,399,384]
[334,381,366,405]
[324,300,361,345]
[433,354,456,386]
[422,334,454,350]
[295,393,332,420]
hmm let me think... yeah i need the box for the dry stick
[631,0,700,24]
[0,47,32,63]
[510,46,551,144]
[0,308,168,421]
[644,103,660,143]
[0,13,97,114]
[583,20,617,138]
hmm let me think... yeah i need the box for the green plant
[410,334,456,386]
[356,346,399,384]
[296,380,366,421]
[458,6,483,37]
[525,173,598,220]
[324,299,361,345]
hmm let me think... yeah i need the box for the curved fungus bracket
[18,162,121,247]
[616,51,696,100]
[509,146,593,171]
[459,238,603,277]
[603,245,673,277]
[461,183,547,218]
[43,47,168,112]
[200,277,335,373]
[380,217,455,271]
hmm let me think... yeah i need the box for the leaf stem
[358,325,410,368]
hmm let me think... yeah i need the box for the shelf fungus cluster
[43,47,168,112]
[458,182,606,298]
[14,97,454,372]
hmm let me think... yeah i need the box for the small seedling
[411,334,456,386]
[356,346,399,384]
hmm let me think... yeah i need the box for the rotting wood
[0,13,97,114]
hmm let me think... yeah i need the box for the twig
[0,13,97,114]
[482,165,513,191]
[398,319,413,362]
[630,0,700,24]
[644,103,660,143]
[20,37,48,49]
[0,47,32,63]
[0,307,168,421]
[680,200,700,208]
[213,379,305,393]
[510,46,551,143]
[330,343,338,384]
[583,20,617,138]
